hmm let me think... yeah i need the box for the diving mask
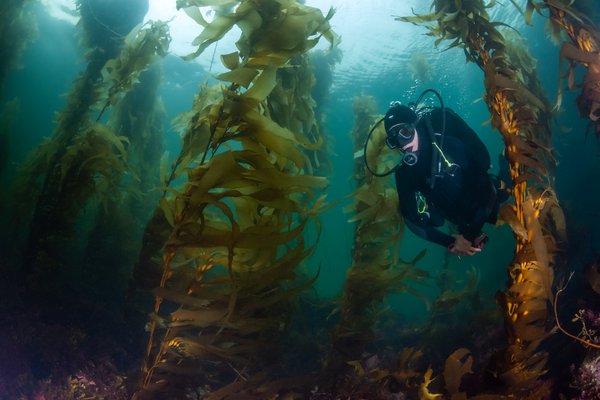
[385,122,416,149]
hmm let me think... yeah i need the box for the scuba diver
[364,89,509,256]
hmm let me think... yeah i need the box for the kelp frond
[0,0,37,91]
[97,21,171,120]
[323,96,430,385]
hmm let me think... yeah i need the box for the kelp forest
[2,0,600,399]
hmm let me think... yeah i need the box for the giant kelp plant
[524,0,600,138]
[398,0,567,397]
[8,5,170,291]
[134,1,336,398]
[0,99,19,183]
[0,0,37,92]
[322,95,431,391]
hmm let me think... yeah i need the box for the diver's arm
[395,170,455,248]
[404,216,455,247]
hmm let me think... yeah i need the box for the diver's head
[384,103,419,153]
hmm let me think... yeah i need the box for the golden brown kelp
[267,53,330,174]
[398,0,566,395]
[309,46,342,175]
[524,1,600,136]
[322,96,430,387]
[136,1,335,398]
[10,18,170,288]
[0,0,37,92]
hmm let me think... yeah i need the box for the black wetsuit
[394,108,498,247]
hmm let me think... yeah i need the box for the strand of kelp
[81,65,167,304]
[323,95,430,384]
[9,17,170,286]
[398,0,566,396]
[0,0,37,92]
[525,1,600,136]
[522,0,600,344]
[136,1,336,398]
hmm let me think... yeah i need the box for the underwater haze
[2,0,600,399]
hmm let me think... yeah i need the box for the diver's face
[386,122,416,149]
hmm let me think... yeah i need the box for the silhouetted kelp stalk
[309,47,342,175]
[0,0,37,92]
[398,0,566,396]
[135,1,336,398]
[523,1,600,137]
[9,9,170,287]
[322,96,431,388]
[520,1,600,346]
[0,99,20,183]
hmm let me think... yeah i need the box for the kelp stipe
[519,1,600,356]
[0,0,37,92]
[524,1,600,138]
[398,0,566,396]
[322,96,430,390]
[134,1,336,398]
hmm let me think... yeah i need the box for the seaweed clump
[8,14,170,291]
[524,1,600,137]
[321,95,430,392]
[0,99,19,183]
[134,1,337,398]
[0,0,37,91]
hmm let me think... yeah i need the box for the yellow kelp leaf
[220,51,240,70]
[498,203,527,240]
[187,151,240,196]
[160,197,175,227]
[182,6,208,26]
[419,368,442,400]
[237,8,263,40]
[236,220,306,249]
[155,288,212,308]
[243,66,277,102]
[243,165,326,190]
[246,51,297,67]
[217,67,259,88]
[347,360,365,377]
[184,12,246,61]
[443,348,473,395]
[242,110,307,168]
[169,307,229,327]
[524,197,551,285]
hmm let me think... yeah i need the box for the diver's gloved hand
[448,234,481,256]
